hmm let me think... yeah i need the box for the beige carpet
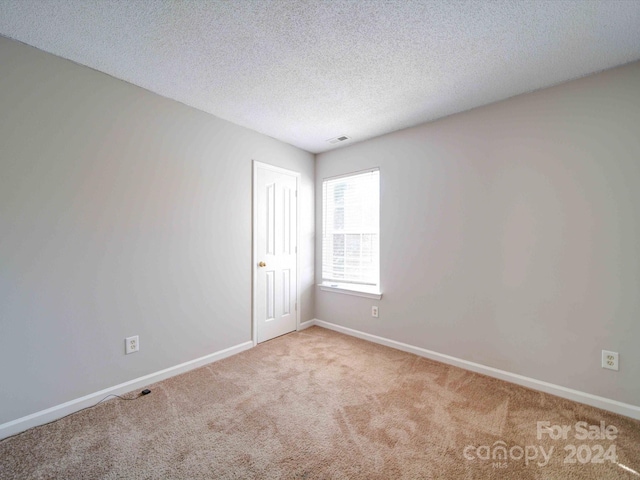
[1,326,639,479]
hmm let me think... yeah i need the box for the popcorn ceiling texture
[1,0,640,153]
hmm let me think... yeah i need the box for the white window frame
[319,168,382,299]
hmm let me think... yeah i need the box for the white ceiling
[1,1,640,154]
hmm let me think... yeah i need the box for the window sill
[318,283,382,300]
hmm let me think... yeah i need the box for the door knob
[258,261,266,267]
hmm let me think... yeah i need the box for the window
[321,169,381,298]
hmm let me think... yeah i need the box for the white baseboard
[0,340,253,440]
[313,319,640,421]
[298,319,316,330]
[4,321,638,441]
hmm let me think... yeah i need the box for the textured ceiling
[1,1,640,154]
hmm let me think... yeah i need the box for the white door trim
[252,160,301,346]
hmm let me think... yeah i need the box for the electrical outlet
[371,306,379,318]
[602,350,618,371]
[125,335,139,354]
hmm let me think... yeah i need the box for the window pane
[333,207,344,230]
[322,169,379,287]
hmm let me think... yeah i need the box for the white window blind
[322,169,380,289]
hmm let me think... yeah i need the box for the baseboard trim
[298,319,315,330]
[313,319,640,421]
[0,340,253,440]
[4,321,638,440]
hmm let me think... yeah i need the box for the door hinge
[295,302,297,311]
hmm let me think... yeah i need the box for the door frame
[252,160,301,346]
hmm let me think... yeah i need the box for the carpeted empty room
[2,2,640,479]
[1,327,639,479]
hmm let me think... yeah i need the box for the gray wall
[2,32,639,426]
[316,61,640,406]
[0,37,314,424]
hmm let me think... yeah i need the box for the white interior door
[254,163,298,343]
